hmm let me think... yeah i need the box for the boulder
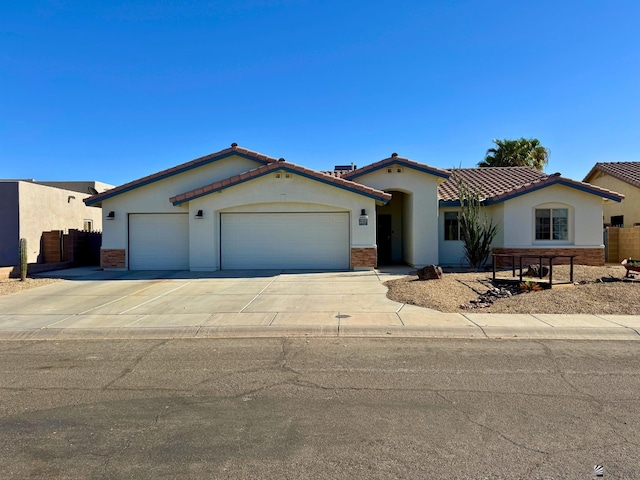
[417,265,443,280]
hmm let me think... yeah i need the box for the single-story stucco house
[84,144,624,271]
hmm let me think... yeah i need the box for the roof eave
[440,177,624,206]
[582,165,601,183]
[83,198,102,207]
[345,158,450,181]
[84,150,274,206]
[485,178,624,205]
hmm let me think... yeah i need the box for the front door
[377,214,392,265]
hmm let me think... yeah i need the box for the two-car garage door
[128,212,350,270]
[221,212,350,270]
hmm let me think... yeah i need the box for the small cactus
[19,238,27,281]
[519,280,543,292]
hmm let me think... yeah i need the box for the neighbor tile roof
[439,167,624,204]
[583,162,640,188]
[343,155,450,181]
[171,161,392,205]
[438,167,547,201]
[85,144,279,206]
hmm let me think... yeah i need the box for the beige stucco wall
[99,155,262,255]
[18,182,103,263]
[99,156,379,270]
[437,185,605,267]
[354,165,443,267]
[501,184,604,248]
[438,206,464,266]
[187,173,377,271]
[585,173,638,226]
[438,204,504,267]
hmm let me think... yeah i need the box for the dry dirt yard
[386,264,640,314]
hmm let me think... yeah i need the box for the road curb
[1,326,639,341]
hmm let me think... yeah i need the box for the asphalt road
[1,337,638,479]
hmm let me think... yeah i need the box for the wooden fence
[41,229,102,265]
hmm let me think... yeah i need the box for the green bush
[456,177,499,270]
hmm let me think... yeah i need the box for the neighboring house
[85,144,623,271]
[0,180,112,266]
[583,162,640,227]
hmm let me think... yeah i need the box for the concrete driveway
[2,267,639,340]
[0,268,424,337]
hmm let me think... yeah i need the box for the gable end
[171,162,392,205]
[85,146,277,206]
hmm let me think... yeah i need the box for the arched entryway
[376,190,409,265]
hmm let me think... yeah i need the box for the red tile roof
[343,155,450,180]
[439,167,624,203]
[583,162,640,188]
[84,143,623,209]
[85,144,278,206]
[171,160,392,205]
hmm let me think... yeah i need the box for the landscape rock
[525,264,550,277]
[461,284,519,309]
[417,265,443,280]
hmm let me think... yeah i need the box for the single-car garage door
[221,212,349,269]
[129,213,189,270]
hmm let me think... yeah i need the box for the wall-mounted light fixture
[194,209,204,219]
[106,211,115,220]
[359,209,368,226]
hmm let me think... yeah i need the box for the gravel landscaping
[0,278,62,296]
[386,264,640,314]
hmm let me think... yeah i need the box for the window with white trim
[535,208,568,240]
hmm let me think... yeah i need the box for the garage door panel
[221,213,349,270]
[129,214,189,270]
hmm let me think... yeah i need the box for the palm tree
[478,138,549,170]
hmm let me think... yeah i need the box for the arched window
[535,207,568,240]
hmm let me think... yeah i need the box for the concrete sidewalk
[1,307,639,341]
[0,266,638,341]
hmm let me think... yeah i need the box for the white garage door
[129,214,189,270]
[221,212,350,269]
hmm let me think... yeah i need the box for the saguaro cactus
[19,238,27,281]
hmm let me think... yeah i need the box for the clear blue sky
[2,0,639,187]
